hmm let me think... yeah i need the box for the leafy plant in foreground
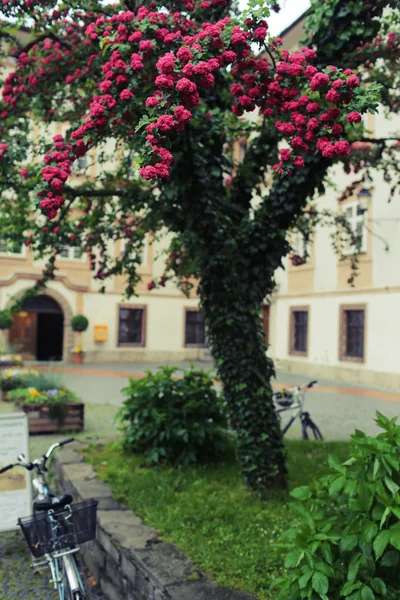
[274,412,400,600]
[117,366,228,466]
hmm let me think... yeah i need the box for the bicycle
[273,380,323,440]
[0,437,98,600]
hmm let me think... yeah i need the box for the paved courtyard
[33,359,400,441]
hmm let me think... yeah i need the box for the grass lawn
[84,440,351,599]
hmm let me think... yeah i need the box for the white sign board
[0,413,32,532]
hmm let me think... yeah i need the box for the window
[77,156,87,171]
[121,239,148,266]
[289,307,309,356]
[185,309,206,346]
[340,306,365,362]
[118,306,146,346]
[291,231,310,263]
[59,246,84,260]
[0,239,24,256]
[342,202,367,255]
[238,139,247,162]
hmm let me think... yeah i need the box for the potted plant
[70,315,89,365]
[71,346,85,365]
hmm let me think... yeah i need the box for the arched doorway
[9,295,64,361]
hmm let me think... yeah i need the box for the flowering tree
[0,0,399,490]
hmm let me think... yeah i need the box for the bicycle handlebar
[0,438,75,475]
[0,464,14,474]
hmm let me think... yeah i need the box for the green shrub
[117,365,228,466]
[0,309,13,330]
[22,371,61,391]
[70,314,89,332]
[274,412,400,600]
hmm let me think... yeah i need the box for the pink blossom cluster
[19,6,365,217]
[0,143,8,158]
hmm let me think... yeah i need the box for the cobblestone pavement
[0,530,105,600]
[33,359,400,441]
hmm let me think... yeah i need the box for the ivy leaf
[360,585,375,600]
[381,550,399,567]
[361,521,378,545]
[384,476,399,495]
[298,570,313,589]
[329,476,345,496]
[373,458,380,480]
[312,571,329,596]
[373,530,391,560]
[290,486,311,500]
[284,550,304,568]
[340,535,358,552]
[328,454,345,473]
[371,578,386,595]
[348,553,362,582]
[390,530,400,551]
[341,581,363,596]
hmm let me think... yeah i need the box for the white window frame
[0,239,26,258]
[59,246,86,261]
[121,238,148,267]
[291,231,311,262]
[342,201,367,255]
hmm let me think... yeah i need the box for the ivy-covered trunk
[200,277,287,491]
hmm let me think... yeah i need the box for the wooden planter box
[17,402,85,434]
[0,361,21,370]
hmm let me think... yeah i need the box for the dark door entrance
[8,295,64,361]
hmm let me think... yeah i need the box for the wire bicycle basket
[18,499,98,558]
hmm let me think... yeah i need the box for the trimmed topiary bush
[70,314,89,332]
[118,365,228,466]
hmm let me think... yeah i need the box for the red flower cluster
[14,5,365,217]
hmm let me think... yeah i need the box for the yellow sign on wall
[94,325,108,342]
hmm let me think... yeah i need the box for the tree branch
[64,187,128,198]
[17,32,71,56]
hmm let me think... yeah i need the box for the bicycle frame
[274,380,322,440]
[275,390,305,434]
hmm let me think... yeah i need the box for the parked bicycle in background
[0,438,97,600]
[273,380,323,440]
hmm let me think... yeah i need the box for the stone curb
[53,441,255,600]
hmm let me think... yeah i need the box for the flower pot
[72,352,84,365]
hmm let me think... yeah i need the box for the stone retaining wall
[53,441,255,600]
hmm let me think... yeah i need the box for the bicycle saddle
[34,493,73,512]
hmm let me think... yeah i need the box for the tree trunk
[200,290,287,491]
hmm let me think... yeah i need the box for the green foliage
[7,386,80,405]
[0,310,13,330]
[117,366,228,466]
[274,413,400,600]
[83,440,351,599]
[22,371,61,391]
[0,368,40,392]
[70,315,89,332]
